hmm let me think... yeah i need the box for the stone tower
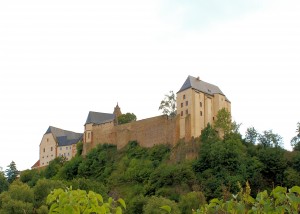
[113,103,122,125]
[176,76,231,140]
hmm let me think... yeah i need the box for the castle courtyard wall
[91,115,179,150]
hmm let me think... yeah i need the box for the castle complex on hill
[32,75,231,169]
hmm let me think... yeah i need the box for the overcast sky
[1,0,300,171]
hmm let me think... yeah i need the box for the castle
[32,75,231,168]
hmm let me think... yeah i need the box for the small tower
[113,103,122,125]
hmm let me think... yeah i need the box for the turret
[113,103,122,125]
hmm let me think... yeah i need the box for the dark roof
[178,75,230,102]
[45,126,83,147]
[85,111,115,125]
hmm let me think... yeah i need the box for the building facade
[177,76,231,139]
[34,126,82,168]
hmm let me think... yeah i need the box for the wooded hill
[1,119,300,213]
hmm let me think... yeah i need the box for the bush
[143,196,180,214]
[33,179,66,207]
[19,169,41,187]
[0,181,34,214]
[179,191,206,214]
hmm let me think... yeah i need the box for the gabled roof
[31,160,40,169]
[85,111,115,125]
[178,75,230,102]
[45,126,83,147]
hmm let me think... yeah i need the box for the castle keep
[33,75,231,168]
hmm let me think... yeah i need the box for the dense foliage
[118,113,137,125]
[195,183,300,213]
[159,91,176,118]
[47,188,126,214]
[1,115,300,213]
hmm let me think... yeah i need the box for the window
[213,117,215,120]
[186,109,188,115]
[68,153,70,156]
[181,111,183,116]
[186,101,188,106]
[200,111,202,116]
[70,146,72,149]
[66,147,68,150]
[183,94,186,99]
[88,132,90,139]
[51,147,53,151]
[200,102,202,107]
[181,103,183,108]
[43,148,45,152]
[47,138,49,142]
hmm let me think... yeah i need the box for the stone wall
[90,115,180,151]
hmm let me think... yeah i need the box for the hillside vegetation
[1,118,300,213]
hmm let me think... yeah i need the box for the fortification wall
[91,115,180,150]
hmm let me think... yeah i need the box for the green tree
[245,127,258,144]
[179,191,206,214]
[5,161,19,183]
[0,181,34,214]
[78,144,117,180]
[283,167,300,187]
[20,169,41,187]
[33,179,66,208]
[47,188,126,214]
[200,123,220,144]
[57,155,83,180]
[291,122,300,151]
[118,113,137,125]
[159,91,176,118]
[0,171,8,194]
[214,108,232,137]
[44,156,67,179]
[258,130,283,148]
[194,131,247,199]
[143,196,180,214]
[70,178,108,198]
[76,141,83,156]
[257,147,287,186]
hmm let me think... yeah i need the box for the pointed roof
[85,111,115,125]
[178,75,230,102]
[45,126,83,146]
[31,160,40,169]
